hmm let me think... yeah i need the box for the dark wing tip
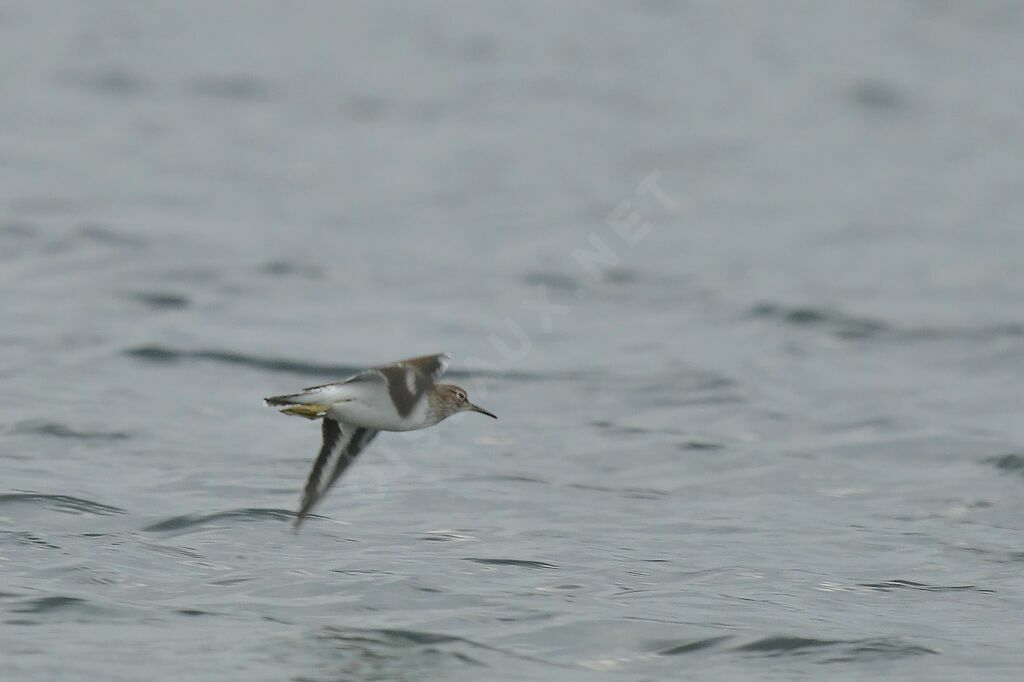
[290,421,378,535]
[291,512,306,533]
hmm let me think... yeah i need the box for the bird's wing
[293,418,379,530]
[375,353,451,382]
[295,353,450,417]
[368,353,451,418]
[300,353,448,391]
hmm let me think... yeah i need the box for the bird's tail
[279,405,328,420]
[264,393,329,420]
[264,393,305,406]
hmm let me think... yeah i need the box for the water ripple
[0,530,61,549]
[565,483,668,499]
[463,558,558,569]
[128,292,190,310]
[124,345,531,380]
[419,529,478,543]
[311,626,565,672]
[679,441,724,451]
[732,635,937,661]
[125,345,366,376]
[57,68,150,97]
[142,507,294,533]
[859,579,995,594]
[750,303,890,339]
[0,493,126,516]
[12,420,131,441]
[654,635,733,655]
[258,260,323,279]
[185,74,274,102]
[816,638,940,663]
[10,595,82,613]
[7,595,111,618]
[751,302,1024,342]
[985,453,1024,476]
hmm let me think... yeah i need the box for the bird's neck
[424,391,453,425]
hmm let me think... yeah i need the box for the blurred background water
[2,1,1023,680]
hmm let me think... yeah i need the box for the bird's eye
[457,391,466,402]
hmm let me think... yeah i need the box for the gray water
[2,2,1023,680]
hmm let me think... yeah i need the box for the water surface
[2,2,1023,680]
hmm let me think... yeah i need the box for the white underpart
[322,379,438,431]
[405,367,417,394]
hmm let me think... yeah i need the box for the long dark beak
[468,403,498,419]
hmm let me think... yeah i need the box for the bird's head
[433,384,497,420]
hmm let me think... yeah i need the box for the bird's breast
[326,394,436,431]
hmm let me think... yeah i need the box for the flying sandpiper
[264,353,497,530]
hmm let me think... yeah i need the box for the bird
[264,353,496,530]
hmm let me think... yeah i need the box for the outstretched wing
[293,418,379,531]
[281,353,450,417]
[292,352,444,391]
